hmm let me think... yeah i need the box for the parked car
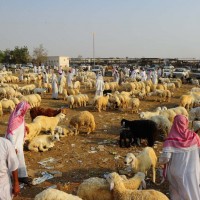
[190,69,200,79]
[91,65,103,74]
[163,68,172,78]
[172,68,189,78]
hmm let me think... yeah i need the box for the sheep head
[124,153,136,167]
[104,172,119,191]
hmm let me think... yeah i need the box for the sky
[0,0,200,58]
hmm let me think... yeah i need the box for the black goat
[120,119,158,147]
[103,89,112,95]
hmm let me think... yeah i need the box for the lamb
[28,133,60,152]
[55,126,76,137]
[10,97,20,106]
[124,147,157,183]
[20,94,41,108]
[33,113,66,135]
[30,106,68,121]
[34,188,82,200]
[120,119,158,147]
[77,172,146,200]
[105,172,169,200]
[69,111,95,135]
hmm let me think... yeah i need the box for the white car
[173,68,189,78]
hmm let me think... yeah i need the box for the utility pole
[93,32,95,67]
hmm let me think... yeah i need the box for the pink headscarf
[164,115,200,149]
[6,101,30,137]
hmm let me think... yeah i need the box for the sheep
[20,94,41,108]
[120,119,158,147]
[191,78,199,86]
[55,126,76,137]
[139,110,160,119]
[25,122,42,142]
[189,107,200,121]
[124,147,157,183]
[30,106,68,121]
[34,188,82,200]
[34,88,47,96]
[191,87,200,93]
[1,98,15,112]
[105,172,169,200]
[94,94,111,112]
[150,115,172,138]
[69,111,95,135]
[10,97,20,106]
[179,94,194,110]
[33,113,66,135]
[28,133,60,152]
[129,97,140,113]
[192,121,200,133]
[77,172,146,200]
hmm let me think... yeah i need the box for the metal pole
[93,32,95,67]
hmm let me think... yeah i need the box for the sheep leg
[152,166,156,183]
[86,127,91,135]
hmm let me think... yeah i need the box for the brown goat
[30,106,68,121]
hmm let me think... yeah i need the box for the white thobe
[95,79,104,96]
[0,138,19,200]
[67,73,74,88]
[6,123,27,178]
[159,145,200,200]
[51,76,58,99]
[140,71,147,81]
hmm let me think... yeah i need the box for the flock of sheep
[1,69,200,199]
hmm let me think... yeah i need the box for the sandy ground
[0,80,194,199]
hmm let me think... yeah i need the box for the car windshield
[175,69,184,72]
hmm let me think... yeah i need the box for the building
[46,56,69,67]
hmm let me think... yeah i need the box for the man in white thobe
[0,137,20,200]
[95,73,104,96]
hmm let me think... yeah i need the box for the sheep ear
[141,180,146,189]
[110,181,115,190]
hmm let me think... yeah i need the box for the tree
[12,46,30,64]
[0,50,5,63]
[32,44,48,66]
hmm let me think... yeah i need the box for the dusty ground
[0,80,193,199]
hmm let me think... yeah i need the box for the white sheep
[179,94,194,110]
[129,97,140,113]
[94,94,111,112]
[189,107,200,121]
[124,147,157,183]
[34,188,82,200]
[139,110,160,119]
[28,133,60,152]
[77,172,146,200]
[191,87,200,93]
[33,113,66,135]
[150,115,172,137]
[69,111,95,135]
[55,126,76,137]
[106,172,169,200]
[1,98,15,112]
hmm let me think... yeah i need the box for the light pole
[93,32,95,67]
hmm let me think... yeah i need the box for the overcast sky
[0,0,200,58]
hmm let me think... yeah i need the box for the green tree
[12,46,30,64]
[32,44,48,66]
[0,50,5,63]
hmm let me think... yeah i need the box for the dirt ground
[0,80,194,199]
